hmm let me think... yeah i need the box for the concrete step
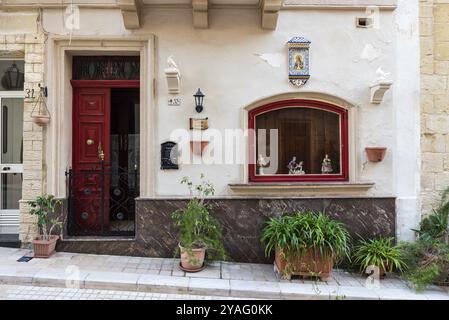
[0,265,447,300]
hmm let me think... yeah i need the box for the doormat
[17,256,33,262]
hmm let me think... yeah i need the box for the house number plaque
[161,141,179,170]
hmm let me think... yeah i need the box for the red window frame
[248,99,349,182]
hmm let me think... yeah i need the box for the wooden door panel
[79,94,106,116]
[77,122,105,164]
[72,87,110,233]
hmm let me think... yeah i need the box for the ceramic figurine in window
[257,154,269,175]
[297,161,305,175]
[287,156,298,175]
[321,154,333,174]
[288,157,305,175]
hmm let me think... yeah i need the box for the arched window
[248,99,349,182]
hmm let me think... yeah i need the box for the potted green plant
[353,237,406,279]
[400,188,449,291]
[28,194,62,258]
[262,211,350,281]
[171,174,226,272]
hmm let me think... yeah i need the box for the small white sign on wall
[168,98,182,106]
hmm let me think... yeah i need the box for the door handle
[86,139,94,146]
[2,167,11,171]
[98,142,105,161]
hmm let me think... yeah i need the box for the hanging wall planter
[189,141,209,156]
[365,147,387,162]
[31,85,51,127]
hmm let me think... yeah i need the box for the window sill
[228,181,374,196]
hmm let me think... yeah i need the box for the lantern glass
[193,88,205,113]
[0,60,25,91]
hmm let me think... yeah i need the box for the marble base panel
[57,197,396,263]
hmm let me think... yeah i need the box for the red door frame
[248,99,349,183]
[71,80,140,88]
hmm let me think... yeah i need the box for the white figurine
[166,55,179,71]
[321,154,333,174]
[257,154,269,175]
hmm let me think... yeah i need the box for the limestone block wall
[0,28,46,243]
[420,0,449,214]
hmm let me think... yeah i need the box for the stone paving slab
[0,247,448,300]
[0,284,245,300]
[32,268,89,287]
[138,274,190,294]
[188,278,230,296]
[84,271,140,291]
[0,266,39,284]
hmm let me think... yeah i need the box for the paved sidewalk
[0,284,244,300]
[0,247,448,300]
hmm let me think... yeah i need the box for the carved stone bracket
[164,56,181,94]
[370,81,393,104]
[117,0,141,29]
[192,0,208,29]
[261,0,282,30]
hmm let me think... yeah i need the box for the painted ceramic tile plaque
[287,36,311,87]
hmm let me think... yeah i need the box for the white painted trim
[0,91,25,98]
[46,35,156,198]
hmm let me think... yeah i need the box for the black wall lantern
[1,61,24,91]
[193,88,205,113]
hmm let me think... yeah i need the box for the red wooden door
[72,87,110,233]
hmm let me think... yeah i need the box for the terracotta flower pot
[179,244,206,272]
[32,235,59,258]
[365,147,387,162]
[31,115,51,126]
[274,247,333,281]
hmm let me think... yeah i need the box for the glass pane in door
[1,98,23,164]
[0,97,23,235]
[1,173,22,210]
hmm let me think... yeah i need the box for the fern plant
[353,237,406,274]
[261,211,350,263]
[28,194,62,241]
[171,175,226,262]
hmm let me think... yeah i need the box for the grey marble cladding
[57,197,395,263]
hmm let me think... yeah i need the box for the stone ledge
[228,181,375,196]
[282,0,397,10]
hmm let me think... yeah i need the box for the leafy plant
[401,239,449,291]
[400,187,449,291]
[414,187,449,244]
[414,209,449,244]
[28,194,62,241]
[171,175,226,262]
[261,211,350,263]
[353,237,406,274]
